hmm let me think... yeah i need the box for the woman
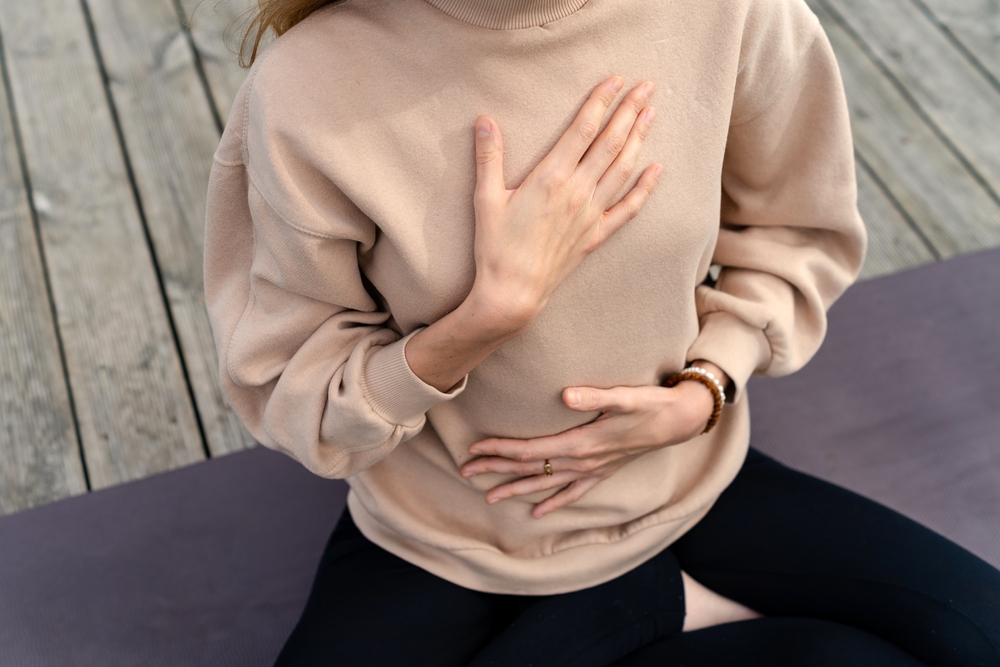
[202,0,1000,663]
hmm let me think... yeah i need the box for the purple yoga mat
[748,249,1000,569]
[1,249,998,666]
[0,446,347,667]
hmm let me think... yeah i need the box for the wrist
[663,363,727,434]
[461,280,542,340]
[689,359,732,401]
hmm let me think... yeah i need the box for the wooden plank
[816,0,1000,249]
[0,0,204,489]
[855,160,937,281]
[809,0,1000,258]
[0,45,87,514]
[177,0,258,125]
[916,0,1000,89]
[86,0,255,455]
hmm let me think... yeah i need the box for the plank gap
[816,0,1000,213]
[78,0,211,461]
[906,0,1000,98]
[855,151,942,262]
[0,17,91,492]
[172,0,225,136]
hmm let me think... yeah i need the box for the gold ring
[543,459,553,476]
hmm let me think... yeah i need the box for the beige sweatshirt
[203,0,866,594]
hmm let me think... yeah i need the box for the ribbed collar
[421,0,591,29]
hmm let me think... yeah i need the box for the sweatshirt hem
[347,492,717,595]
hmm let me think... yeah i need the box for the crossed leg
[615,447,1000,666]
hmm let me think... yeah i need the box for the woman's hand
[406,76,661,392]
[460,361,728,518]
[467,76,662,333]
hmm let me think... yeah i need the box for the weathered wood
[177,0,258,125]
[0,0,204,489]
[916,0,1000,88]
[0,47,87,513]
[810,0,1000,258]
[817,0,1000,233]
[86,0,255,456]
[855,160,937,281]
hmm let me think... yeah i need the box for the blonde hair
[234,0,339,67]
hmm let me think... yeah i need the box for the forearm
[405,286,530,392]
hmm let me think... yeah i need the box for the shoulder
[245,0,375,120]
[731,0,825,123]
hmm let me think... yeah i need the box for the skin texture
[403,76,761,630]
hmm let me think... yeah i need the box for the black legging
[273,447,1000,666]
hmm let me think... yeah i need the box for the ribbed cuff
[362,328,468,427]
[685,311,771,404]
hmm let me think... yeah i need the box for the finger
[461,456,549,478]
[474,116,505,208]
[576,81,654,184]
[463,453,614,477]
[469,429,597,462]
[563,386,639,413]
[592,105,657,207]
[533,477,602,519]
[485,470,579,505]
[593,162,663,245]
[541,76,624,174]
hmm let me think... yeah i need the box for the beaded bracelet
[662,366,726,434]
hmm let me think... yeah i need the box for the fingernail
[644,107,657,124]
[487,497,499,505]
[476,118,491,137]
[566,389,580,406]
[610,77,624,93]
[461,470,473,478]
[653,163,664,178]
[643,82,655,100]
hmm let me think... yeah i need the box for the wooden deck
[1,0,998,516]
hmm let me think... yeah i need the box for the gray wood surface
[0,0,204,489]
[3,0,1000,515]
[86,0,255,456]
[855,160,937,280]
[818,0,1000,252]
[916,0,1000,88]
[0,43,87,513]
[811,0,1000,261]
[178,0,258,125]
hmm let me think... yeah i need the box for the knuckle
[578,388,600,409]
[515,450,535,463]
[545,175,566,197]
[597,89,617,108]
[615,161,634,183]
[476,148,498,165]
[568,187,591,212]
[604,131,627,155]
[578,119,601,142]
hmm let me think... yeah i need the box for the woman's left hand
[460,362,727,519]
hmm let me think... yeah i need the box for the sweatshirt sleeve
[685,0,867,404]
[203,63,466,479]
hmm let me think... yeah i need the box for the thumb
[563,386,632,413]
[474,116,504,202]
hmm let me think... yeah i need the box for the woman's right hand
[468,76,662,334]
[405,77,661,392]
